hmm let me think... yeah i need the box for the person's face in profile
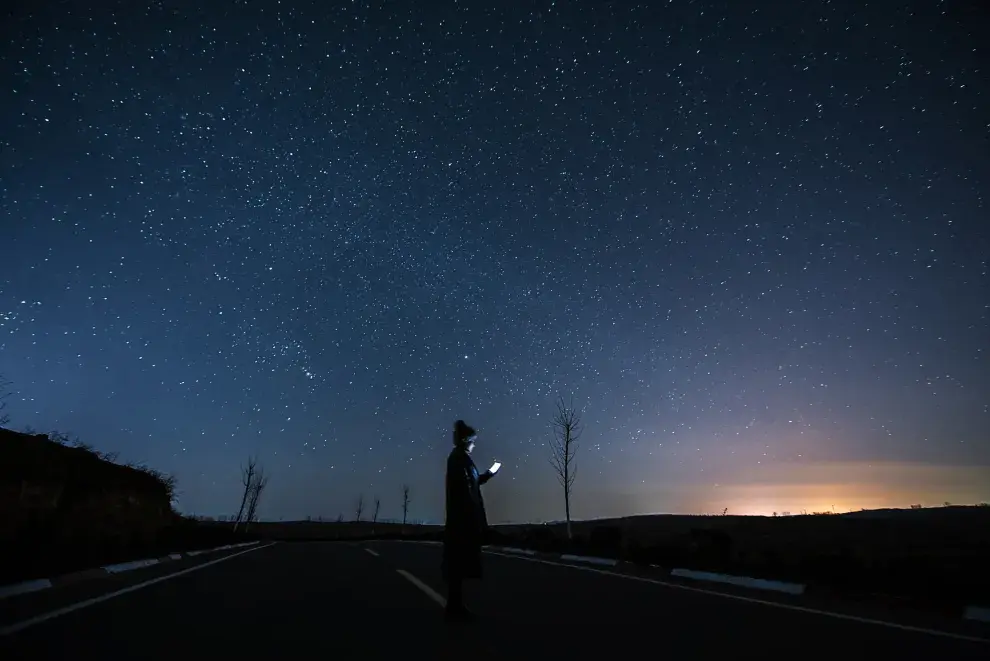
[465,437,476,454]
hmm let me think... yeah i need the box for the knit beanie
[453,419,477,446]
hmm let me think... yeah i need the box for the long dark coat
[441,445,491,581]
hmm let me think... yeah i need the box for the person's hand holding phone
[489,461,501,475]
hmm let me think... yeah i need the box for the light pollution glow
[497,461,990,523]
[648,461,990,517]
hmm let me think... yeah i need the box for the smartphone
[490,461,501,474]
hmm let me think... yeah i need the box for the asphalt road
[1,541,987,659]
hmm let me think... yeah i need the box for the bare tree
[355,494,364,521]
[233,456,258,532]
[402,484,411,525]
[244,467,269,532]
[0,374,12,426]
[549,395,581,540]
[372,496,381,523]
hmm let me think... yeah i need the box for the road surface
[1,541,987,659]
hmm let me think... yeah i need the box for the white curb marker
[0,542,276,637]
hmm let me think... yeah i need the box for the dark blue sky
[2,1,987,521]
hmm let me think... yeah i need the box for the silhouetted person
[441,419,496,621]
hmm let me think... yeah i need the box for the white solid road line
[365,548,380,557]
[480,550,990,645]
[0,542,277,638]
[396,569,446,608]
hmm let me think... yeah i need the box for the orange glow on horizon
[619,460,990,517]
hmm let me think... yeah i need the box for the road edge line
[478,549,989,645]
[0,540,262,601]
[0,542,277,637]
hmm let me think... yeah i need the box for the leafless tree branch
[372,495,381,523]
[233,455,257,532]
[355,494,364,521]
[549,395,581,540]
[244,467,269,532]
[402,484,411,526]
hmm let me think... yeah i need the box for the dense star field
[1,1,987,522]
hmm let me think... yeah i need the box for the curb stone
[488,546,536,556]
[0,579,52,600]
[559,553,619,567]
[51,568,111,587]
[669,567,806,595]
[964,606,990,623]
[103,558,161,574]
[0,540,261,601]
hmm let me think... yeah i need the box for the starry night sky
[2,1,987,522]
